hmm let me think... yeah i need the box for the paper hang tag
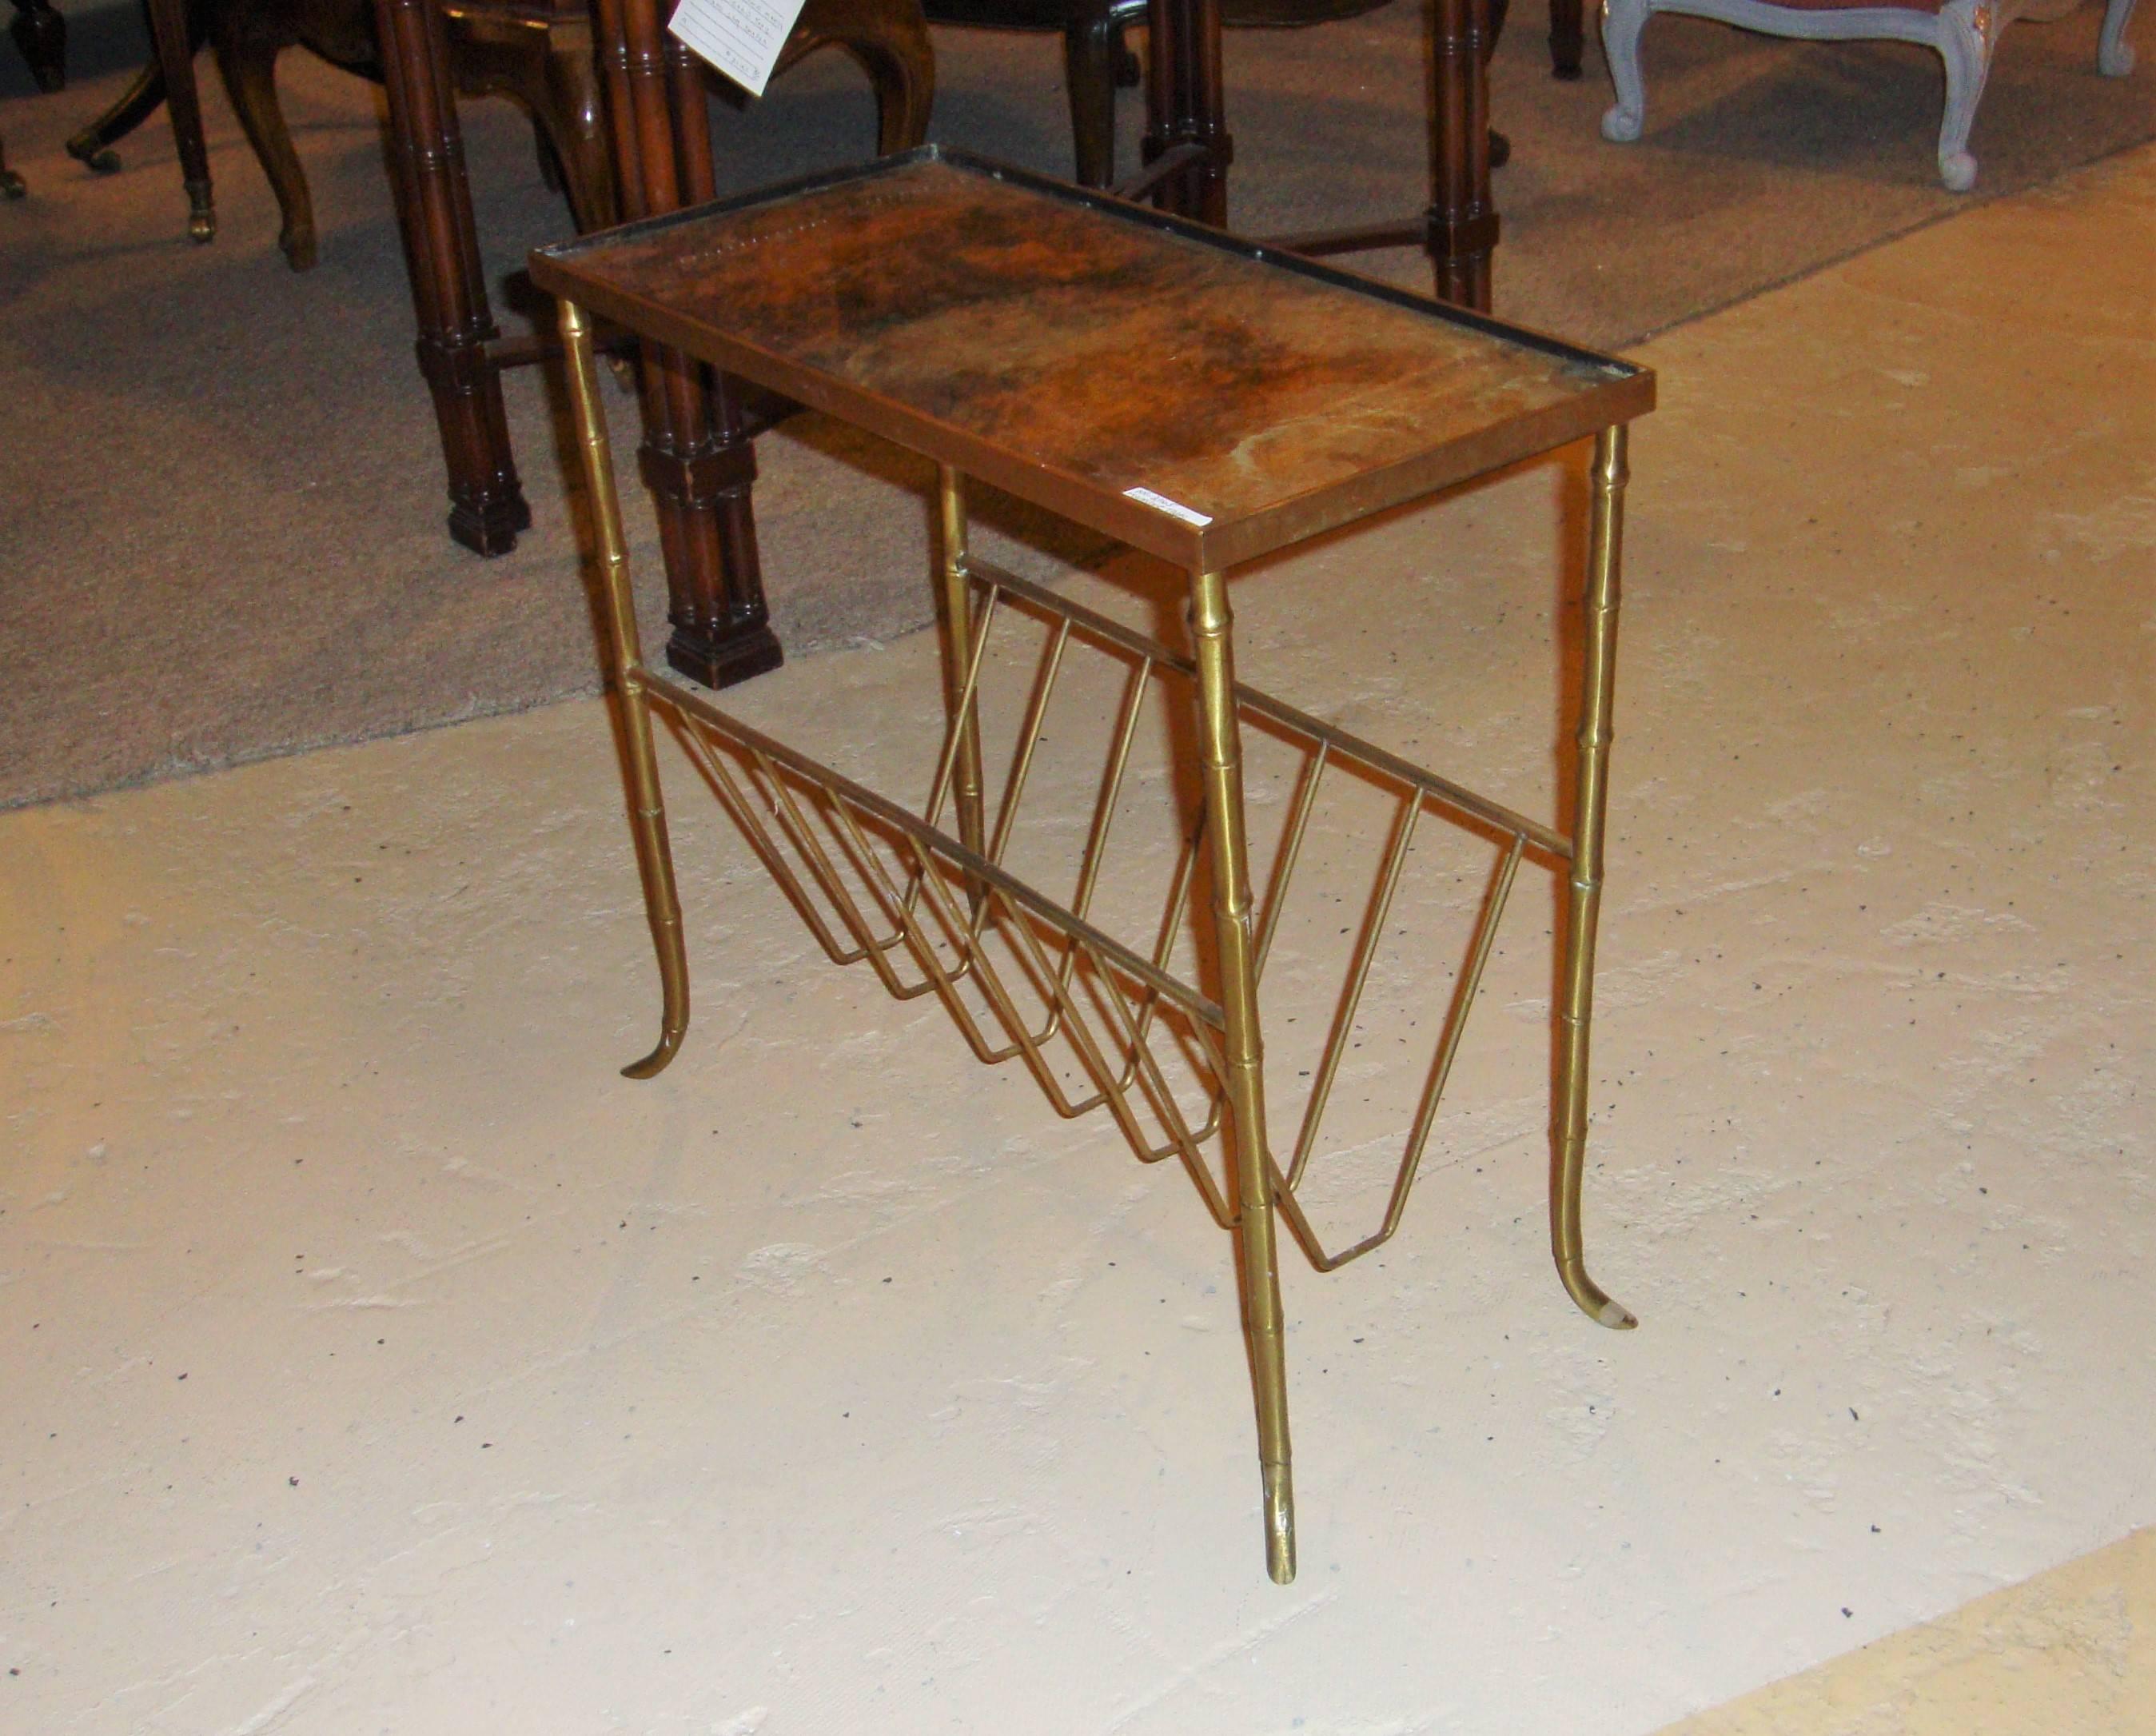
[668,0,810,99]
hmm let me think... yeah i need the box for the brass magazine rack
[529,149,1656,1584]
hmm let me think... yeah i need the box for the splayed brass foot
[1558,1255,1637,1330]
[561,297,693,1091]
[621,1024,684,1080]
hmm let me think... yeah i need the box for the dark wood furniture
[9,0,66,90]
[1551,0,1582,76]
[920,0,1388,189]
[515,0,1496,688]
[75,0,621,268]
[927,0,1581,191]
[70,0,930,572]
[530,146,1652,1582]
[146,0,216,245]
[377,0,931,568]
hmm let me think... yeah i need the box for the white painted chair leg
[1602,0,1652,140]
[1935,0,1995,190]
[2099,0,2137,74]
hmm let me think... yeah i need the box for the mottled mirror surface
[542,158,1638,533]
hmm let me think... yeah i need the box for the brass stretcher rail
[544,159,1647,1581]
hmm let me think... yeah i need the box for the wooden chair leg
[8,0,65,93]
[1426,0,1494,309]
[1063,0,1123,185]
[1933,0,1991,191]
[778,0,939,157]
[1599,0,1648,144]
[212,29,320,264]
[66,57,170,172]
[148,0,217,246]
[1143,0,1229,224]
[451,23,619,231]
[1548,0,1584,76]
[539,36,617,226]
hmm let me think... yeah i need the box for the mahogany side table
[530,148,1653,1582]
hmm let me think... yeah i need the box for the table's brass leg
[1190,564,1296,1584]
[935,467,988,892]
[562,298,690,1080]
[1552,426,1637,1331]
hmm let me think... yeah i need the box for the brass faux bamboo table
[529,147,1655,1584]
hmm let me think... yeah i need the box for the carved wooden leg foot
[213,30,320,265]
[68,59,165,172]
[665,618,785,688]
[446,489,534,556]
[1599,0,1648,142]
[1935,0,1991,192]
[69,136,124,173]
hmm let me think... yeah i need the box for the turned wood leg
[586,0,781,687]
[1426,0,1495,309]
[1142,0,1229,224]
[374,0,531,555]
[146,0,215,245]
[1549,0,1584,77]
[9,0,66,93]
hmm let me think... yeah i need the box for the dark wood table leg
[8,0,65,92]
[1142,0,1229,225]
[589,0,782,686]
[145,0,215,245]
[374,0,532,555]
[1549,0,1584,78]
[1426,0,1495,311]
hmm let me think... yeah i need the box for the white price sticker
[1122,486,1213,528]
[668,0,810,98]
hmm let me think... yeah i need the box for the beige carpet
[2,0,2150,808]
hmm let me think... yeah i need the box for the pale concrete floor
[3,142,2151,1734]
